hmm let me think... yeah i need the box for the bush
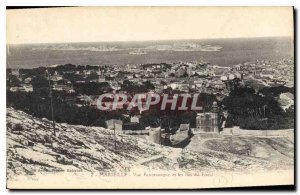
[12,123,24,132]
[236,116,293,130]
[239,117,268,130]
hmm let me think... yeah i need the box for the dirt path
[186,134,223,153]
[137,155,165,165]
[136,148,183,169]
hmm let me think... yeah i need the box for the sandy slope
[186,133,294,170]
[7,107,293,180]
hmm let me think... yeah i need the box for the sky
[7,6,294,44]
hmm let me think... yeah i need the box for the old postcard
[6,7,294,189]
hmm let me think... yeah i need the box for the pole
[46,69,56,136]
[114,120,116,151]
[159,117,162,145]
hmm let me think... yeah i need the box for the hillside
[7,107,293,181]
[186,133,294,168]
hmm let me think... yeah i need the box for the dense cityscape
[7,57,294,146]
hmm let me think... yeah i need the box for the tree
[221,85,291,130]
[7,75,21,87]
[31,75,50,97]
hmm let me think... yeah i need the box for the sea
[7,37,293,69]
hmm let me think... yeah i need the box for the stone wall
[221,127,293,137]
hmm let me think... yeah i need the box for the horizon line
[7,35,293,46]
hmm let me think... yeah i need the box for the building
[130,115,141,123]
[194,101,219,133]
[123,122,147,135]
[105,119,123,133]
[50,75,63,82]
[148,127,161,144]
[10,84,33,93]
[23,77,32,84]
[52,84,74,93]
[195,112,219,133]
[98,77,106,82]
[234,64,242,71]
[179,124,190,132]
[11,69,19,76]
[178,123,190,137]
[170,124,190,146]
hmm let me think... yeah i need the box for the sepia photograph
[6,6,294,189]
